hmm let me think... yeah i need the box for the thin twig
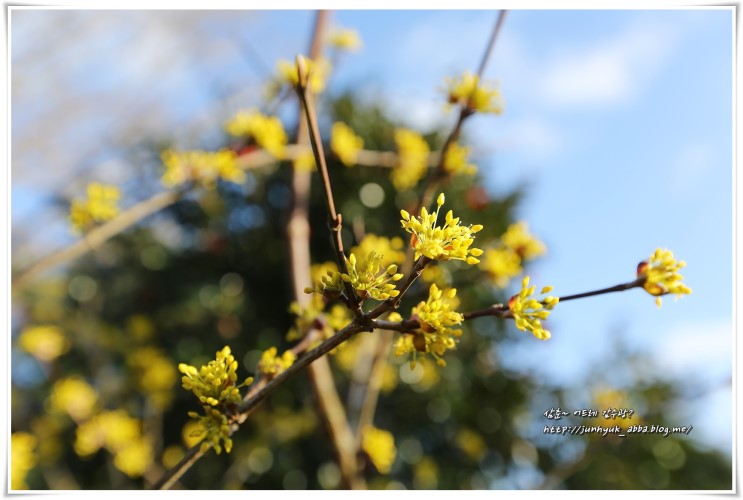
[151,443,209,490]
[558,278,644,302]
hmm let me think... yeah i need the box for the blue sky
[11,8,734,454]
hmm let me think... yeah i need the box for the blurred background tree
[10,8,732,491]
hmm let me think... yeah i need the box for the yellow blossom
[127,347,178,410]
[395,284,464,367]
[11,432,37,490]
[445,71,504,114]
[508,276,558,340]
[47,376,98,422]
[341,251,404,301]
[187,407,233,454]
[73,409,154,477]
[276,56,331,94]
[18,325,70,362]
[328,28,362,51]
[391,129,430,191]
[479,247,522,289]
[257,347,296,378]
[443,143,477,176]
[161,149,244,188]
[362,426,396,474]
[113,437,154,478]
[351,234,406,267]
[455,428,487,462]
[225,110,288,159]
[286,294,342,342]
[69,183,120,233]
[637,248,692,307]
[331,122,364,166]
[400,193,484,264]
[500,222,546,261]
[293,149,316,172]
[179,346,248,408]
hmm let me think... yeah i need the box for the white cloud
[539,22,677,108]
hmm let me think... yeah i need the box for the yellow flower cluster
[257,347,296,378]
[391,128,430,191]
[395,284,464,367]
[179,346,251,455]
[304,263,344,300]
[187,407,233,454]
[508,276,559,340]
[276,56,331,94]
[69,183,121,233]
[127,347,178,410]
[328,28,362,51]
[480,222,546,288]
[331,122,364,166]
[443,143,477,176]
[225,109,288,159]
[445,71,504,114]
[351,234,406,267]
[179,346,248,408]
[161,149,245,188]
[47,376,98,422]
[361,426,397,474]
[11,432,37,490]
[637,248,692,307]
[74,410,153,477]
[501,221,547,260]
[18,325,70,362]
[400,193,484,264]
[342,251,404,301]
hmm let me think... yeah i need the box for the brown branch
[286,10,364,490]
[151,443,209,490]
[12,190,182,291]
[558,278,644,302]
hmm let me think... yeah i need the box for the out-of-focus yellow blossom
[420,263,452,287]
[400,193,484,264]
[286,294,327,342]
[637,248,692,307]
[341,251,404,301]
[18,325,70,362]
[455,428,487,462]
[412,358,441,391]
[225,110,288,159]
[74,410,154,477]
[276,56,331,94]
[69,183,121,233]
[351,234,406,267]
[326,303,353,333]
[127,347,178,410]
[508,276,558,340]
[257,347,296,378]
[161,149,244,188]
[74,410,140,457]
[362,426,396,474]
[126,314,155,341]
[179,346,250,408]
[333,335,363,372]
[47,376,98,422]
[331,122,364,167]
[182,419,206,449]
[445,71,504,115]
[413,457,439,489]
[500,222,546,260]
[593,388,642,425]
[479,247,522,289]
[30,415,65,464]
[395,284,464,367]
[391,129,430,191]
[113,437,154,477]
[11,432,37,490]
[443,143,477,176]
[187,407,233,454]
[293,149,316,172]
[328,28,362,51]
